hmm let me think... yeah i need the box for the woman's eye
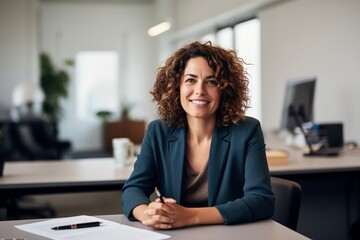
[185,78,196,84]
[207,79,219,86]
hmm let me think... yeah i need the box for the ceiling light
[147,21,171,37]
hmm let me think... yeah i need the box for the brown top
[181,159,209,207]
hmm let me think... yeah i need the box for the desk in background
[2,150,360,195]
[0,214,309,240]
[2,149,360,239]
[0,159,133,220]
[266,136,360,240]
[0,158,133,196]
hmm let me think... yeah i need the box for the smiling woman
[122,41,274,230]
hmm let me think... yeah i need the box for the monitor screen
[280,76,316,132]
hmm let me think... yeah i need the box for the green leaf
[96,111,113,123]
[40,52,72,121]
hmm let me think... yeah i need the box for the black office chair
[0,121,58,220]
[271,177,302,231]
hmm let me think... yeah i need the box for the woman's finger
[142,219,172,229]
[148,201,175,215]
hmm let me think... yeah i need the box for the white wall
[40,1,157,150]
[259,0,360,143]
[173,0,255,30]
[0,0,38,111]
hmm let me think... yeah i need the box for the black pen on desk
[51,221,102,230]
[155,187,165,203]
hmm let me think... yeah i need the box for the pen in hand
[51,221,102,230]
[155,187,165,203]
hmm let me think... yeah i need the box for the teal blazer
[122,117,274,224]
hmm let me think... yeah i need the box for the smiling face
[180,57,221,123]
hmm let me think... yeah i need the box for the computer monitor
[280,76,316,133]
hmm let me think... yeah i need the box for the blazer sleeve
[121,122,157,219]
[215,119,275,224]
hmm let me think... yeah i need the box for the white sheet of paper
[15,215,170,240]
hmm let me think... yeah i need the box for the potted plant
[96,110,113,124]
[120,101,135,120]
[40,53,73,121]
[40,53,73,141]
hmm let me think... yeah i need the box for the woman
[122,41,274,229]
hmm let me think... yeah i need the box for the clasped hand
[141,197,195,229]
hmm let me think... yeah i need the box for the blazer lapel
[208,126,230,205]
[168,127,186,202]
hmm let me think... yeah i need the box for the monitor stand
[289,105,340,157]
[304,149,339,157]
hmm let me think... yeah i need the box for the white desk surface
[0,158,134,194]
[265,131,360,175]
[1,148,360,191]
[0,150,360,193]
[1,158,132,185]
[268,147,360,175]
[0,214,310,240]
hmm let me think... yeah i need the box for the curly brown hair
[151,41,250,128]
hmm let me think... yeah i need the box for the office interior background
[1,0,360,152]
[1,0,360,239]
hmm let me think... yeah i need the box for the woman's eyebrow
[183,73,198,78]
[183,73,216,79]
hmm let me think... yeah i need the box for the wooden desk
[0,214,310,240]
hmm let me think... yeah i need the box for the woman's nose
[195,82,207,95]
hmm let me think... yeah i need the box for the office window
[200,18,261,121]
[216,27,234,50]
[234,19,261,120]
[75,51,120,122]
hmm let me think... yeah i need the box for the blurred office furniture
[271,177,302,231]
[16,120,71,160]
[0,121,16,160]
[0,119,68,219]
[350,219,360,240]
[11,82,44,122]
[269,144,360,240]
[0,158,4,177]
[0,159,131,220]
[3,196,56,220]
[0,120,71,161]
[0,81,71,161]
[2,81,69,219]
[315,123,344,149]
[104,119,146,151]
